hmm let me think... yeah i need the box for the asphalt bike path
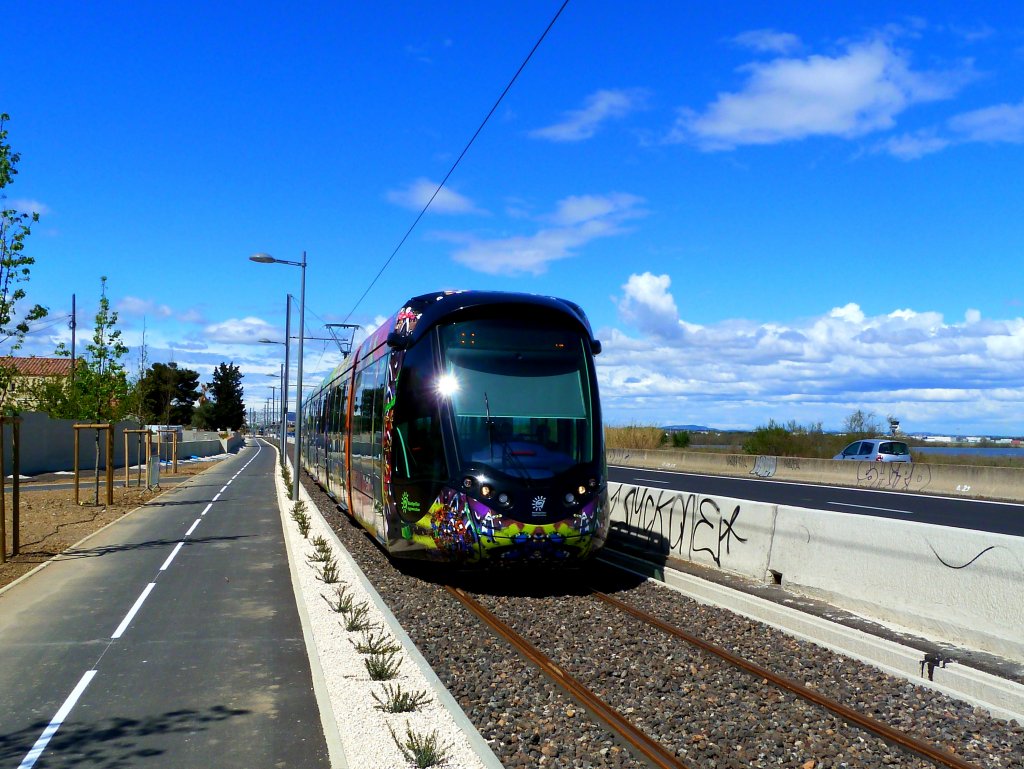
[0,441,331,768]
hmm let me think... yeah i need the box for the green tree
[191,400,216,430]
[208,362,246,430]
[138,362,200,425]
[742,420,797,456]
[843,409,880,436]
[0,113,48,412]
[34,277,129,421]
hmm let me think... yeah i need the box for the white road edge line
[18,669,98,769]
[112,582,156,638]
[185,519,201,536]
[831,502,915,515]
[633,477,671,485]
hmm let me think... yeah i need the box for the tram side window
[327,381,347,451]
[392,341,446,521]
[368,355,388,469]
[352,358,378,462]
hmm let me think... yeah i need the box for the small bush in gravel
[309,535,332,562]
[318,558,339,584]
[352,630,400,655]
[372,683,432,713]
[322,585,354,614]
[365,650,402,681]
[388,721,449,768]
[342,602,374,632]
[282,465,293,496]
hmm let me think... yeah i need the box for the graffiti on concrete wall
[927,542,999,570]
[610,485,748,567]
[855,461,932,492]
[750,455,777,478]
[748,455,802,479]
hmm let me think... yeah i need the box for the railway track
[448,583,985,769]
[305,476,1023,769]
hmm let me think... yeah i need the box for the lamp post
[268,384,278,435]
[251,252,306,501]
[259,341,291,455]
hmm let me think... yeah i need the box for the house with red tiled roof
[0,356,74,410]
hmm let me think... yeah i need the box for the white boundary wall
[608,481,1024,663]
[1,412,241,475]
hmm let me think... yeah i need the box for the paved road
[609,465,1024,537]
[0,441,331,768]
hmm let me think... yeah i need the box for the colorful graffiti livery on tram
[300,290,608,564]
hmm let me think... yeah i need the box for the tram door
[326,379,348,504]
[349,350,388,540]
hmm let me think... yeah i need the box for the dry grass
[604,425,666,450]
[0,459,223,591]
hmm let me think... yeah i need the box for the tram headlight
[462,476,474,490]
[577,484,587,497]
[481,484,492,498]
[564,492,576,504]
[497,492,510,506]
[437,373,460,397]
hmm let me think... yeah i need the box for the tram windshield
[438,317,596,479]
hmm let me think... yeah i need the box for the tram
[299,290,609,564]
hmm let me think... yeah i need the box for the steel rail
[445,586,691,769]
[593,590,984,769]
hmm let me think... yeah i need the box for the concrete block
[769,505,1024,662]
[608,482,776,581]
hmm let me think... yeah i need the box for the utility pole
[70,294,77,389]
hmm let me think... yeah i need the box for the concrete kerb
[276,443,505,769]
[600,548,1024,724]
[268,440,348,769]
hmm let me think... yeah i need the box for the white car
[834,439,912,462]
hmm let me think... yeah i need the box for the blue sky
[3,2,1023,434]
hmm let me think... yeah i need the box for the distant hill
[662,424,713,432]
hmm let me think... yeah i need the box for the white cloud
[386,178,483,214]
[948,99,1024,143]
[600,274,1024,432]
[669,38,964,150]
[447,193,645,276]
[732,29,801,55]
[8,198,51,216]
[614,272,684,339]
[876,130,951,159]
[202,316,279,344]
[529,88,647,142]
[880,99,1024,159]
[117,296,174,318]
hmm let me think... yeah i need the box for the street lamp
[250,252,306,501]
[261,346,289,460]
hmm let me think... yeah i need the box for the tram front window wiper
[484,391,495,463]
[480,391,531,484]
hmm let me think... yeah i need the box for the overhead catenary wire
[341,0,572,325]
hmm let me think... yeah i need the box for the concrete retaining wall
[607,448,1024,503]
[608,483,776,581]
[1,412,239,476]
[770,505,1024,662]
[608,480,1024,663]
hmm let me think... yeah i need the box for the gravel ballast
[291,465,1024,769]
